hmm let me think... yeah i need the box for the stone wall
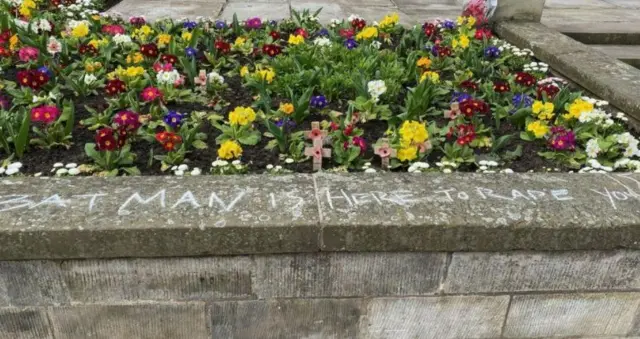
[2,251,640,339]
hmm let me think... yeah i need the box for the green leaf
[520,131,534,141]
[14,109,30,158]
[492,134,512,153]
[238,131,260,145]
[123,167,141,176]
[192,139,208,149]
[63,100,75,136]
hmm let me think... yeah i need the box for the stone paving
[107,0,640,33]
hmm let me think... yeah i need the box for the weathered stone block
[210,299,364,338]
[492,0,546,22]
[0,308,52,339]
[49,302,208,339]
[504,293,640,338]
[253,252,446,298]
[360,296,509,339]
[445,250,640,293]
[60,257,253,303]
[0,261,69,306]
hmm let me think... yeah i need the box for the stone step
[590,44,640,68]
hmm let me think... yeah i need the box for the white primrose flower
[178,164,189,171]
[313,37,332,47]
[156,70,181,85]
[191,168,202,176]
[585,139,601,158]
[367,80,387,101]
[68,168,80,176]
[47,37,62,55]
[207,71,224,84]
[113,34,132,45]
[347,14,362,22]
[84,74,97,85]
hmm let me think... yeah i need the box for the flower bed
[0,4,639,177]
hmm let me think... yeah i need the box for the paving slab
[545,0,615,8]
[219,2,291,21]
[107,1,223,21]
[590,44,640,68]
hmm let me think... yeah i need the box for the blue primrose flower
[310,95,328,109]
[184,47,197,58]
[275,119,297,128]
[183,20,197,30]
[37,66,53,78]
[316,28,329,37]
[510,94,534,114]
[484,46,501,59]
[451,92,472,103]
[164,111,185,128]
[344,38,358,50]
[215,20,226,29]
[269,20,278,26]
[442,20,456,30]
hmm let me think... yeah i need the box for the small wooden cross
[374,138,397,170]
[304,121,331,171]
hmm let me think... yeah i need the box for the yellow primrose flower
[182,31,192,42]
[527,120,549,139]
[88,38,107,49]
[9,35,19,50]
[459,35,470,48]
[399,120,429,147]
[18,0,36,17]
[255,68,275,84]
[466,16,476,28]
[124,66,145,78]
[379,13,399,29]
[453,35,469,49]
[416,57,432,68]
[126,52,144,64]
[71,23,89,38]
[229,106,256,126]
[218,140,243,160]
[240,66,249,77]
[564,98,594,120]
[532,101,555,120]
[84,61,102,73]
[279,103,294,115]
[288,34,304,45]
[356,26,378,40]
[234,36,247,46]
[397,146,418,162]
[140,25,153,35]
[420,71,440,83]
[157,34,171,45]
